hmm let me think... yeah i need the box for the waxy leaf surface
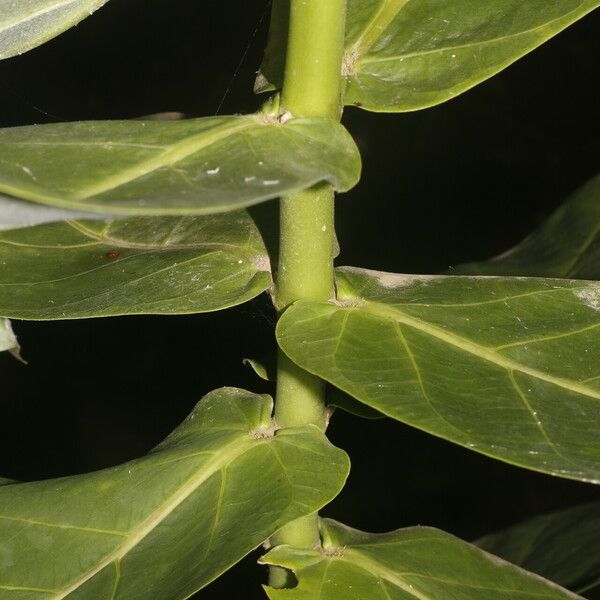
[0,0,109,59]
[0,115,360,215]
[257,0,600,112]
[277,267,600,482]
[0,212,271,320]
[262,519,579,599]
[0,388,350,599]
[454,174,600,279]
[477,502,600,595]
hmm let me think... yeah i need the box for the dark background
[0,1,599,597]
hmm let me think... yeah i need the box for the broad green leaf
[0,0,109,59]
[454,174,600,280]
[0,211,272,320]
[0,388,350,599]
[277,267,600,482]
[257,0,600,112]
[261,519,580,599]
[477,502,600,595]
[0,318,21,359]
[0,115,360,215]
[0,478,14,486]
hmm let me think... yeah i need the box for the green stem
[280,0,347,120]
[269,0,347,588]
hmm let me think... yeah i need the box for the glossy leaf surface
[262,519,579,599]
[0,115,360,215]
[0,388,350,599]
[257,0,600,112]
[0,212,271,320]
[477,502,600,595]
[0,0,109,59]
[454,175,600,279]
[277,267,600,482]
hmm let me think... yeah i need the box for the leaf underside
[0,388,350,599]
[453,174,600,280]
[261,519,580,599]
[277,267,600,483]
[477,502,600,595]
[257,0,600,112]
[0,0,109,59]
[0,211,272,320]
[0,115,360,215]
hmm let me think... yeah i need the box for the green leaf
[477,502,600,595]
[0,387,350,599]
[0,0,109,59]
[0,212,272,320]
[453,174,600,280]
[261,519,580,599]
[0,478,14,486]
[277,267,600,482]
[0,115,360,215]
[257,1,600,112]
[0,317,21,359]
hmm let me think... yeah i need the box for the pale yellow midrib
[0,0,80,34]
[73,117,258,200]
[51,436,258,600]
[342,548,575,599]
[348,0,410,58]
[349,302,600,402]
[340,549,429,600]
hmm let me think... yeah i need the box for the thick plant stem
[270,0,347,589]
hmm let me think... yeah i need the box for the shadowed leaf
[453,175,600,279]
[477,502,600,595]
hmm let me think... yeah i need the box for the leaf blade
[0,115,360,215]
[277,267,600,482]
[0,388,350,599]
[477,502,600,595]
[0,0,109,59]
[0,212,272,320]
[261,519,580,599]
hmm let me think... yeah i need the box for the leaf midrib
[339,300,600,402]
[50,435,259,599]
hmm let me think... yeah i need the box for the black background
[0,1,599,597]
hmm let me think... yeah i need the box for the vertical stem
[270,0,347,588]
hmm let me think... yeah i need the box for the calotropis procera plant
[0,0,599,598]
